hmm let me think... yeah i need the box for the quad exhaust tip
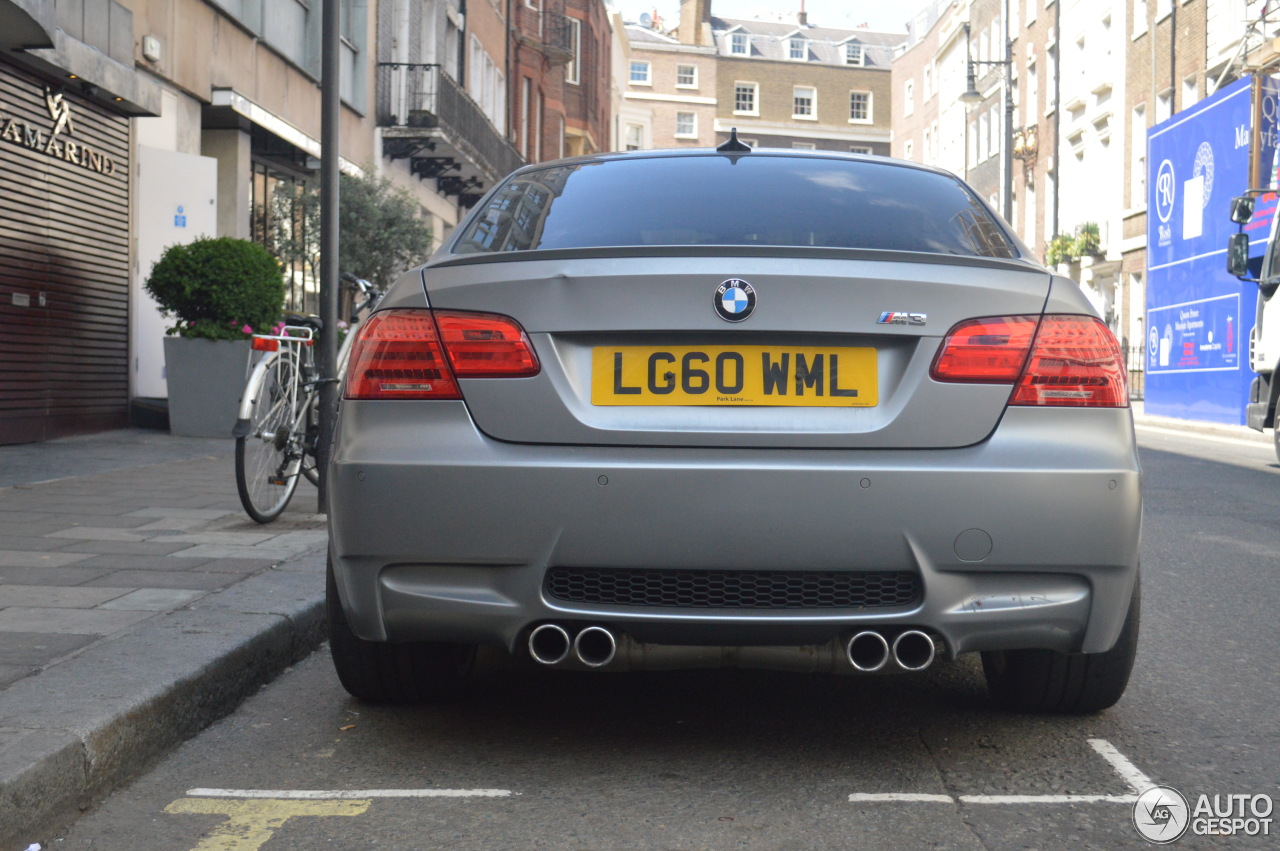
[846,631,891,672]
[528,623,571,666]
[891,630,936,672]
[573,625,617,668]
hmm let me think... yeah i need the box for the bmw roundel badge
[714,278,756,322]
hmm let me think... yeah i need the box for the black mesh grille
[544,568,921,609]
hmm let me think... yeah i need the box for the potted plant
[145,237,285,437]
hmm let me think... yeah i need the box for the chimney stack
[678,0,713,45]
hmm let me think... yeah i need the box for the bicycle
[233,273,383,523]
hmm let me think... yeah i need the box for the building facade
[702,11,901,153]
[0,0,158,444]
[622,21,718,148]
[508,0,612,164]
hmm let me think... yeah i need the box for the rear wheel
[236,351,304,523]
[327,560,475,703]
[982,576,1140,714]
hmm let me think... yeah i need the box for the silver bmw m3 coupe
[327,143,1141,713]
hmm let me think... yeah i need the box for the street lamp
[960,11,1015,224]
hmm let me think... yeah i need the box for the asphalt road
[47,426,1280,850]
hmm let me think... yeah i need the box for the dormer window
[789,37,807,60]
[844,42,864,66]
[730,32,749,55]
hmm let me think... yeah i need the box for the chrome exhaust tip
[573,625,617,668]
[892,630,936,672]
[528,623,571,666]
[845,631,891,672]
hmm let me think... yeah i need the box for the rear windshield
[452,154,1018,259]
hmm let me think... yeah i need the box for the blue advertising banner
[1145,75,1278,423]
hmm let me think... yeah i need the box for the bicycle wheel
[236,350,305,523]
[300,393,321,485]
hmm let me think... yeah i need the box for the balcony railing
[376,63,524,183]
[514,3,573,64]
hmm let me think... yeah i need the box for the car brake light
[932,314,1127,407]
[929,316,1038,382]
[344,311,460,400]
[433,311,541,377]
[1010,315,1128,407]
[344,309,539,400]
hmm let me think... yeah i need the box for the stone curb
[0,549,327,850]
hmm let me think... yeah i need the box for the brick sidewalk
[0,430,329,848]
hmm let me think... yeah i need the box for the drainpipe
[1052,0,1061,240]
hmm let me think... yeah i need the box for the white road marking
[960,794,1138,804]
[186,788,514,799]
[1087,737,1156,794]
[846,738,1155,805]
[1135,423,1270,449]
[848,793,954,803]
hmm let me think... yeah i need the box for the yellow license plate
[591,345,877,407]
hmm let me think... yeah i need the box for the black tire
[236,351,303,523]
[982,576,1140,714]
[327,560,475,703]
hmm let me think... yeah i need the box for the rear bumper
[329,403,1141,658]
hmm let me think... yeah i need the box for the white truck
[1227,192,1280,460]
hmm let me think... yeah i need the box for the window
[904,139,914,161]
[675,111,696,138]
[1183,74,1198,109]
[904,79,915,116]
[676,64,697,88]
[1131,104,1146,208]
[625,124,644,150]
[1156,88,1172,122]
[734,82,758,115]
[849,91,872,122]
[924,64,933,97]
[1027,59,1037,114]
[630,61,651,85]
[1133,0,1148,36]
[1024,180,1036,247]
[844,42,864,65]
[565,17,582,85]
[850,146,873,154]
[1156,0,1171,19]
[789,37,807,60]
[792,141,816,149]
[1027,0,1037,26]
[454,156,1019,258]
[979,112,990,160]
[730,32,749,55]
[793,86,816,119]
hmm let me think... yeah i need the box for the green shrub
[145,237,286,340]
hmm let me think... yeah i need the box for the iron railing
[376,63,524,182]
[1126,345,1145,401]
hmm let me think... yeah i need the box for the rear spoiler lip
[425,245,1045,275]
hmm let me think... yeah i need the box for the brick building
[622,18,718,148]
[509,0,612,163]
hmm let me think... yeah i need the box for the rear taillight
[343,309,539,400]
[1009,315,1128,407]
[929,316,1038,382]
[434,311,541,377]
[932,314,1128,408]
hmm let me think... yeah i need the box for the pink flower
[242,324,253,334]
